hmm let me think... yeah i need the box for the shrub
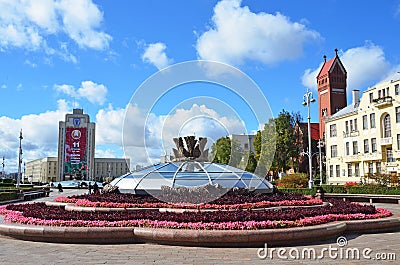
[277,173,308,188]
[0,192,18,201]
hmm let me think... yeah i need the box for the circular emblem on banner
[71,129,81,140]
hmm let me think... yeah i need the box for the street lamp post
[17,129,23,188]
[2,156,4,178]
[302,90,316,189]
[317,139,323,184]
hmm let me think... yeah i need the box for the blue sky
[1,0,400,172]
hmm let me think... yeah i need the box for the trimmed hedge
[277,187,318,196]
[346,186,400,195]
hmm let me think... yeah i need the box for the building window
[396,107,400,123]
[364,139,369,153]
[352,141,358,155]
[329,165,334,179]
[362,115,368,130]
[387,148,394,162]
[355,163,360,177]
[368,162,373,174]
[353,119,358,131]
[336,165,340,178]
[370,113,376,128]
[369,92,373,103]
[345,142,350,156]
[347,164,352,177]
[345,121,349,134]
[330,124,337,137]
[371,138,377,152]
[383,114,391,138]
[395,84,399,95]
[331,145,337,157]
[376,162,381,173]
[350,120,354,132]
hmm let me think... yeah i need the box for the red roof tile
[317,56,336,78]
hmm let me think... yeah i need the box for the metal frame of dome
[110,160,273,194]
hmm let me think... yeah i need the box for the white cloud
[54,80,108,105]
[196,0,320,65]
[0,0,111,58]
[95,105,125,146]
[0,99,70,173]
[55,0,112,50]
[0,101,249,173]
[302,42,393,92]
[142,42,173,70]
[123,103,246,165]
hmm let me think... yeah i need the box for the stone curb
[0,216,399,247]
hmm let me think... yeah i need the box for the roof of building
[317,56,336,78]
[298,122,320,141]
[326,103,359,122]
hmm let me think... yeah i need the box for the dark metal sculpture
[172,136,209,161]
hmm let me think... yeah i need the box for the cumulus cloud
[54,80,108,105]
[302,42,393,92]
[123,103,246,165]
[56,0,112,50]
[142,42,173,70]
[0,102,247,172]
[0,0,111,58]
[196,0,320,65]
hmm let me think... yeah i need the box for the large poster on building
[64,127,87,175]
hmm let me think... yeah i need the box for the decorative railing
[373,96,393,108]
[343,130,359,138]
[380,137,392,146]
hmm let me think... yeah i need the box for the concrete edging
[1,215,399,247]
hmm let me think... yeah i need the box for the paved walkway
[0,190,399,265]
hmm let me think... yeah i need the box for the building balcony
[380,137,392,146]
[373,96,393,108]
[343,154,362,162]
[362,152,382,161]
[343,130,359,138]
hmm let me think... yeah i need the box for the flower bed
[0,200,392,230]
[54,191,323,210]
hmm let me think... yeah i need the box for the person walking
[57,183,63,192]
[93,182,99,194]
[88,183,92,195]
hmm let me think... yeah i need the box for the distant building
[58,109,96,181]
[25,157,58,183]
[25,157,130,183]
[229,134,256,153]
[94,158,131,182]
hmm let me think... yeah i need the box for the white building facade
[325,79,400,184]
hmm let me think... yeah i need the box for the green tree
[244,151,257,173]
[256,110,303,177]
[253,130,262,161]
[211,137,244,167]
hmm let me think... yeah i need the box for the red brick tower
[317,49,347,140]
